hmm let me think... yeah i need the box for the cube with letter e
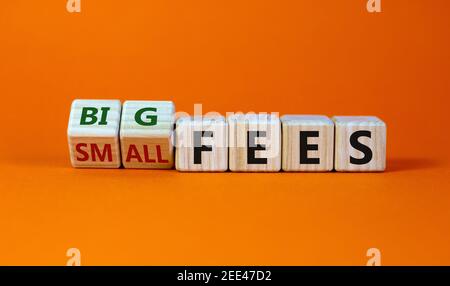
[281,115,334,172]
[228,114,281,172]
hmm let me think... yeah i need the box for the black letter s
[350,130,373,165]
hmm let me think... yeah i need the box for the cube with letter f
[175,116,228,172]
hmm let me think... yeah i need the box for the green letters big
[80,107,110,125]
[135,107,157,126]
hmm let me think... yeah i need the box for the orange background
[1,0,449,265]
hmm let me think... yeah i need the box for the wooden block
[333,116,386,172]
[281,115,334,172]
[120,100,175,169]
[175,116,228,172]
[67,99,122,168]
[228,114,281,172]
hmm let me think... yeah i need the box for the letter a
[67,0,81,13]
[367,0,381,13]
[366,248,381,266]
[66,248,81,266]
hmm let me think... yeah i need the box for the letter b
[80,107,110,125]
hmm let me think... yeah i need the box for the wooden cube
[281,115,334,172]
[175,116,228,172]
[120,100,175,169]
[67,99,122,168]
[333,116,386,172]
[228,114,281,172]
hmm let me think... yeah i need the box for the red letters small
[75,143,89,161]
[75,143,112,162]
[126,144,144,162]
[125,144,168,163]
[156,145,169,164]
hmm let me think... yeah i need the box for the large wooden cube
[281,115,334,172]
[228,114,281,172]
[175,116,228,172]
[120,100,175,169]
[67,99,122,168]
[333,116,386,172]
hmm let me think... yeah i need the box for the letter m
[91,144,112,162]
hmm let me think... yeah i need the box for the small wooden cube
[228,114,281,172]
[333,116,386,172]
[281,115,334,172]
[67,99,122,168]
[120,100,175,169]
[175,116,228,172]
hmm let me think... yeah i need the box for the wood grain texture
[120,101,175,169]
[67,99,122,168]
[175,116,228,172]
[228,114,281,172]
[333,116,386,172]
[281,115,334,172]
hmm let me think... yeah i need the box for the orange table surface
[0,1,449,265]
